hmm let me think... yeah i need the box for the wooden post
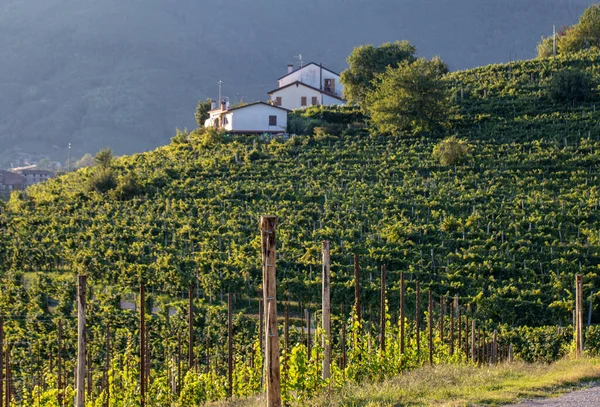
[104,323,110,407]
[177,332,182,394]
[457,301,462,354]
[260,215,281,407]
[4,343,9,407]
[416,282,421,354]
[471,320,476,362]
[284,303,289,379]
[450,301,454,355]
[465,314,469,361]
[228,293,233,398]
[76,275,87,407]
[428,290,433,365]
[400,272,405,354]
[439,296,444,344]
[322,240,331,380]
[188,286,194,371]
[380,264,386,353]
[57,319,63,407]
[354,254,361,324]
[305,309,311,360]
[341,305,347,370]
[492,330,498,364]
[576,275,584,358]
[140,285,146,407]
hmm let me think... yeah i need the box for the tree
[548,69,594,104]
[195,98,213,128]
[577,4,600,49]
[340,40,417,106]
[94,148,113,171]
[365,58,451,135]
[432,136,470,166]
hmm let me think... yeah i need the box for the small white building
[269,62,346,110]
[204,101,290,134]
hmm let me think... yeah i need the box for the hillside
[2,51,600,329]
[0,0,596,167]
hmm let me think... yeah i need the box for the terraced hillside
[2,51,600,330]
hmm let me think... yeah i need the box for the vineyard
[1,49,600,405]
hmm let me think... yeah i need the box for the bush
[432,136,470,166]
[585,325,600,356]
[548,69,594,104]
[87,169,117,193]
[508,326,571,363]
[111,172,142,200]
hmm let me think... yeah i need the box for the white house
[204,101,290,134]
[269,62,346,110]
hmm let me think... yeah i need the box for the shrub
[87,169,117,193]
[585,325,600,356]
[507,326,571,363]
[432,136,470,166]
[548,69,594,104]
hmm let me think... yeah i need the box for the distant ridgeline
[2,50,600,328]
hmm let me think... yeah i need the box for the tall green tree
[365,58,451,135]
[94,148,113,171]
[340,40,417,106]
[195,98,213,127]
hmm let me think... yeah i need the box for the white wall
[271,84,323,110]
[228,104,288,133]
[279,64,344,98]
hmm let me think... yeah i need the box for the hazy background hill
[0,0,595,166]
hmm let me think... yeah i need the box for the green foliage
[340,40,417,106]
[94,148,114,171]
[86,169,117,193]
[548,69,594,104]
[537,5,600,58]
[365,57,452,135]
[195,98,213,128]
[507,326,571,363]
[432,136,470,165]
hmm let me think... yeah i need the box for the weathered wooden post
[76,275,87,407]
[188,286,194,371]
[439,296,444,345]
[380,264,387,352]
[305,309,311,360]
[450,301,454,355]
[260,216,281,407]
[140,285,146,407]
[228,293,233,398]
[57,319,63,407]
[492,330,498,364]
[576,275,584,358]
[400,272,405,354]
[428,290,433,365]
[322,241,331,380]
[354,254,361,324]
[416,282,421,354]
[471,320,476,362]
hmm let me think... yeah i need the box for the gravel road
[508,385,600,406]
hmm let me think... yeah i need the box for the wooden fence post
[428,290,433,365]
[188,286,194,371]
[322,241,331,380]
[450,301,454,355]
[228,293,233,398]
[354,254,361,325]
[140,285,146,407]
[0,317,3,407]
[76,275,87,407]
[341,305,347,370]
[416,282,421,354]
[57,319,63,407]
[493,330,498,364]
[457,301,462,355]
[471,320,476,362]
[400,272,405,354]
[305,309,311,360]
[576,275,584,358]
[260,215,281,407]
[465,314,469,361]
[4,342,9,407]
[380,264,386,353]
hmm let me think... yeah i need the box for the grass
[213,357,600,407]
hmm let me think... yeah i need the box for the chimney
[221,100,227,111]
[287,64,294,74]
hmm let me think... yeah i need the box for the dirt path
[508,385,600,406]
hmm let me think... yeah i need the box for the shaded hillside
[2,51,600,327]
[0,0,595,166]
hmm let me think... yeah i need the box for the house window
[324,79,335,94]
[275,97,282,106]
[269,115,277,126]
[301,96,307,106]
[312,96,318,105]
